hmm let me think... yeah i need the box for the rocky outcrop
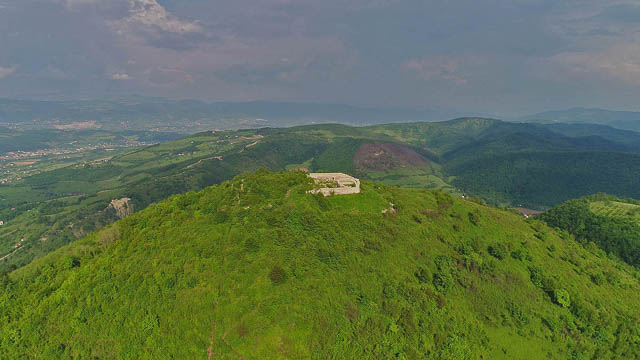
[108,198,134,219]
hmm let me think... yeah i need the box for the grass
[590,200,640,219]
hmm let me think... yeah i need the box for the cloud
[3,0,640,113]
[547,44,640,84]
[112,0,202,35]
[0,66,15,79]
[404,58,468,85]
[111,72,131,80]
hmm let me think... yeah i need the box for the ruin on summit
[308,173,361,196]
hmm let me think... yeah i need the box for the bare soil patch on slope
[354,142,429,171]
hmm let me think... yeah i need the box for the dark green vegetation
[519,107,640,132]
[542,194,640,267]
[370,119,640,207]
[6,118,640,271]
[2,171,639,359]
[0,96,442,133]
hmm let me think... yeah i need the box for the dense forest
[1,171,640,359]
[541,194,640,266]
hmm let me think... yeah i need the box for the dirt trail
[186,156,223,169]
[0,247,22,262]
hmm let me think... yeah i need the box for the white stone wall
[308,173,360,196]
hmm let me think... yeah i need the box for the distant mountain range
[517,107,640,132]
[0,96,466,133]
[5,96,640,134]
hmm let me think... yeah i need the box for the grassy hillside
[7,119,640,271]
[541,194,640,266]
[1,171,639,359]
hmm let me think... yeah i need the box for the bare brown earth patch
[353,142,429,171]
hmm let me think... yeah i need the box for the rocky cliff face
[108,197,134,219]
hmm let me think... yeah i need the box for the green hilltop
[2,171,639,359]
[7,118,640,271]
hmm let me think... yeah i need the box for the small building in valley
[308,173,360,196]
[512,207,543,218]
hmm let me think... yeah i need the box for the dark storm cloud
[1,0,640,114]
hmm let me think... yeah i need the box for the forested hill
[6,118,640,272]
[541,194,640,267]
[2,170,639,359]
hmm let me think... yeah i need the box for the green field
[589,200,640,219]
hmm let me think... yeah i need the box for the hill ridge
[2,170,640,359]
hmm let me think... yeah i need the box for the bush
[269,265,287,285]
[553,289,571,308]
[590,272,606,286]
[433,255,455,293]
[414,267,431,284]
[488,243,508,260]
[510,248,528,261]
[433,272,454,293]
[529,266,544,288]
[468,212,479,226]
[58,256,80,270]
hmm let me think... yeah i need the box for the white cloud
[0,66,15,79]
[113,0,202,35]
[111,72,131,80]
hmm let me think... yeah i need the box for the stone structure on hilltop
[308,173,360,196]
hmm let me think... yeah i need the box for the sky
[1,0,640,116]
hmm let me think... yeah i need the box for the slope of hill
[2,171,640,359]
[541,194,640,267]
[518,108,640,132]
[7,119,640,271]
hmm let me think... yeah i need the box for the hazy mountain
[518,108,640,132]
[0,97,465,133]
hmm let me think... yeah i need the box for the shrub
[553,289,571,308]
[507,302,530,327]
[462,252,484,272]
[488,243,508,260]
[590,272,606,286]
[468,212,479,226]
[59,256,80,270]
[529,266,544,288]
[269,265,287,285]
[433,272,454,293]
[511,248,528,261]
[414,267,431,284]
